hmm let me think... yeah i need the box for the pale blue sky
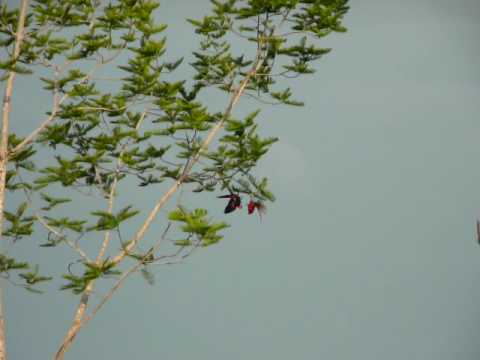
[5,0,480,359]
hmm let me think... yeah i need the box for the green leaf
[40,193,71,211]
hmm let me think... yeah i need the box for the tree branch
[82,223,172,327]
[35,213,90,262]
[53,106,150,360]
[0,1,29,359]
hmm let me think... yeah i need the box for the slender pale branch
[55,223,172,358]
[53,107,150,360]
[0,0,29,231]
[95,180,118,263]
[96,107,149,261]
[82,223,172,327]
[0,2,29,360]
[35,214,90,262]
[56,156,123,360]
[54,282,93,360]
[76,99,153,113]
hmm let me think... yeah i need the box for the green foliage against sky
[0,0,348,300]
[0,5,348,359]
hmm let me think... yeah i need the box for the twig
[35,214,91,262]
[78,223,172,330]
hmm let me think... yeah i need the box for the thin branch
[76,99,153,113]
[0,3,29,360]
[243,91,283,105]
[35,214,91,262]
[54,104,150,360]
[81,223,172,326]
[151,239,202,267]
[15,164,91,263]
[0,0,29,222]
[96,107,149,262]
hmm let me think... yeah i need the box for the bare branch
[35,213,91,262]
[82,223,172,326]
[0,2,30,359]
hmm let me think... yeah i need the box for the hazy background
[4,0,480,359]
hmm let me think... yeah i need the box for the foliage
[0,254,51,293]
[0,0,349,356]
[169,206,229,247]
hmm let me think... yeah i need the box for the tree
[0,0,349,359]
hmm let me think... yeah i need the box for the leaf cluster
[88,205,139,232]
[0,254,51,293]
[61,259,120,294]
[3,202,35,241]
[188,0,349,103]
[169,206,229,247]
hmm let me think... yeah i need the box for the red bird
[247,200,256,214]
[218,194,242,214]
[247,200,266,219]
